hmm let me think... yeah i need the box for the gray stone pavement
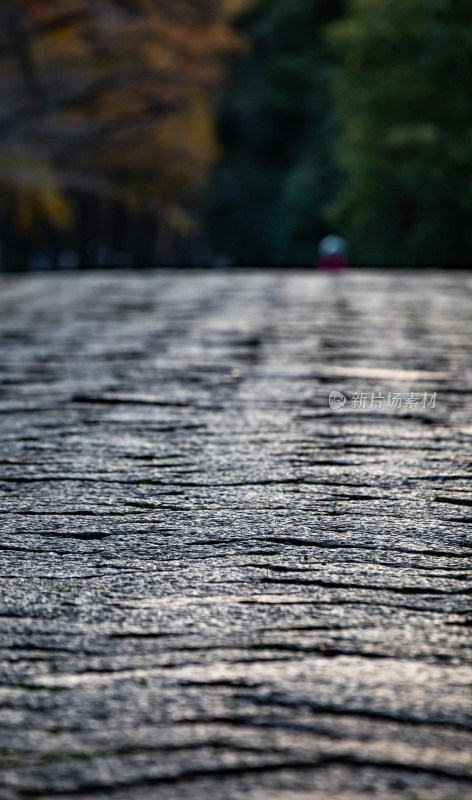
[0,269,471,800]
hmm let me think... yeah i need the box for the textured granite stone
[0,269,471,799]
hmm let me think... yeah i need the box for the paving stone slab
[0,269,471,799]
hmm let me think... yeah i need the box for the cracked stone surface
[0,268,471,799]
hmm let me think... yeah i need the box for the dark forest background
[1,0,472,269]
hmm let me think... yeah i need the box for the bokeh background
[1,0,471,270]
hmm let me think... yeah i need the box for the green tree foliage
[328,0,472,266]
[205,0,346,265]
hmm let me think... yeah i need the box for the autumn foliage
[0,0,243,235]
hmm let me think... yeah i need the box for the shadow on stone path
[0,269,471,799]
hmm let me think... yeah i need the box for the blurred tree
[205,0,346,265]
[0,0,243,254]
[328,0,472,266]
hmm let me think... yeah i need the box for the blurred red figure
[316,235,349,271]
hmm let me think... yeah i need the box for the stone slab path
[0,269,471,800]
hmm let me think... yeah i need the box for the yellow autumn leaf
[16,186,71,230]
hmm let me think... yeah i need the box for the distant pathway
[0,269,471,799]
